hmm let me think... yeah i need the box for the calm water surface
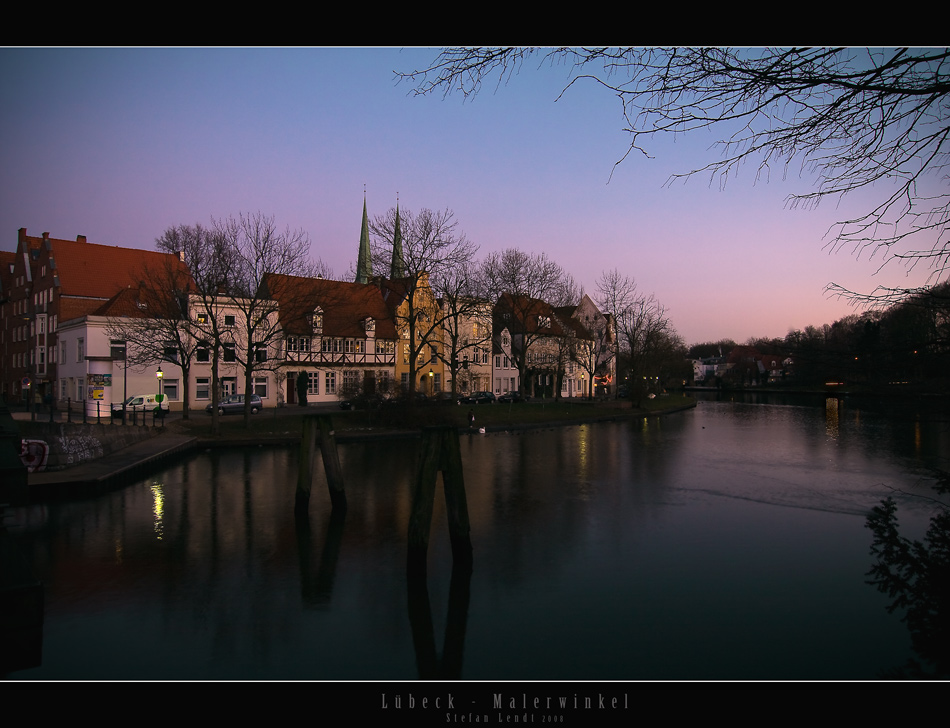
[7,395,947,679]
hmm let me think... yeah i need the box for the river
[6,394,947,679]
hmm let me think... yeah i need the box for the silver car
[206,393,263,415]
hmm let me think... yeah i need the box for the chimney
[76,235,86,244]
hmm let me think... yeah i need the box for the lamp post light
[156,366,164,396]
[428,368,434,396]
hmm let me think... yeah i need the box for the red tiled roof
[263,273,397,339]
[494,293,573,337]
[39,236,189,299]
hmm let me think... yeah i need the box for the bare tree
[437,266,493,397]
[401,48,950,296]
[156,223,234,435]
[482,248,575,396]
[105,251,198,419]
[212,212,321,426]
[596,268,677,400]
[370,207,478,397]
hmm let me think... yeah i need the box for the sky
[1,47,939,345]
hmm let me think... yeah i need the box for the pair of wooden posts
[295,415,473,576]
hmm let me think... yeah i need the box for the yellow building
[380,272,445,397]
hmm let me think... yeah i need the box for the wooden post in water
[296,414,346,515]
[318,415,346,511]
[407,426,473,580]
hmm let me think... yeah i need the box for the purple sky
[1,47,937,345]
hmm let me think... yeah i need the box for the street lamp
[156,366,164,396]
[428,367,434,396]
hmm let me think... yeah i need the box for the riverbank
[172,393,697,444]
[20,395,696,492]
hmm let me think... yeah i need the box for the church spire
[390,200,406,279]
[355,192,372,284]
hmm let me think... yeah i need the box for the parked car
[206,393,263,415]
[462,391,496,405]
[497,391,528,404]
[111,394,169,417]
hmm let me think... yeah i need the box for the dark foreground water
[6,395,948,680]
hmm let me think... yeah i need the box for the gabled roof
[18,230,189,299]
[493,292,574,338]
[92,286,164,319]
[263,273,397,339]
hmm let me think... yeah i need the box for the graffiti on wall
[58,434,104,465]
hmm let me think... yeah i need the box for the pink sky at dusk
[1,47,938,345]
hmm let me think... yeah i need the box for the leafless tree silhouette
[401,48,950,297]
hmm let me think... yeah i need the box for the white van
[111,394,170,416]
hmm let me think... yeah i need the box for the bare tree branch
[401,47,950,296]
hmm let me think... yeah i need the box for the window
[77,338,84,362]
[307,372,320,395]
[325,371,336,395]
[111,340,126,361]
[287,337,298,352]
[254,342,267,363]
[344,339,354,354]
[495,355,501,368]
[223,343,236,362]
[164,344,179,363]
[342,370,359,392]
[355,339,364,353]
[196,378,210,400]
[163,379,179,400]
[61,379,68,399]
[430,345,437,364]
[253,377,267,398]
[196,313,208,325]
[224,314,235,327]
[197,342,210,362]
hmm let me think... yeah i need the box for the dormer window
[538,315,551,328]
[308,307,323,332]
[362,317,375,332]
